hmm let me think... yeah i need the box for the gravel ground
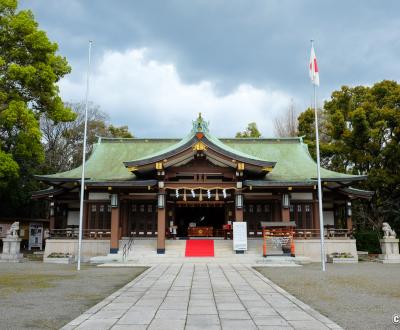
[255,262,400,330]
[0,262,146,330]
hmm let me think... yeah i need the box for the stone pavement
[62,264,342,330]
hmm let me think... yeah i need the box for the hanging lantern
[110,194,119,208]
[222,189,227,199]
[207,190,211,199]
[235,193,243,209]
[157,193,165,209]
[175,189,179,198]
[282,194,290,208]
[191,189,195,198]
[215,189,219,201]
[347,201,352,217]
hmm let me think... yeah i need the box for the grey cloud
[20,0,400,113]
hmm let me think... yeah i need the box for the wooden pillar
[281,208,290,222]
[346,216,353,230]
[235,190,243,221]
[313,193,320,230]
[157,207,166,254]
[346,201,353,230]
[235,208,243,222]
[83,200,88,230]
[110,202,120,254]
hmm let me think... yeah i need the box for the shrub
[354,230,381,254]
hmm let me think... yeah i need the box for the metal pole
[77,40,92,271]
[312,57,326,272]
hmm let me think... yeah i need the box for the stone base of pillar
[110,248,119,254]
[1,237,24,263]
[157,248,165,254]
[379,238,400,263]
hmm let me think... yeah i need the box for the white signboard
[233,222,247,251]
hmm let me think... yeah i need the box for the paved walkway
[62,264,342,330]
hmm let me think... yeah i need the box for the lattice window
[99,205,104,212]
[249,205,254,213]
[147,204,153,213]
[132,204,137,212]
[256,205,262,213]
[140,205,145,212]
[91,205,96,212]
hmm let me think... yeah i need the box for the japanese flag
[309,44,320,86]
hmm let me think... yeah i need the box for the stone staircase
[90,238,311,265]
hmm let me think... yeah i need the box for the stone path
[62,264,342,330]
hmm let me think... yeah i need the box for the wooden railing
[49,229,111,239]
[294,228,353,239]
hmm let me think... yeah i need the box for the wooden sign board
[233,222,247,251]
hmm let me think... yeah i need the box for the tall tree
[0,0,74,216]
[41,102,134,173]
[235,122,262,138]
[274,101,298,137]
[298,80,400,232]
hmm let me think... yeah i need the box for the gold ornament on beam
[199,189,203,201]
[183,189,187,201]
[215,189,219,201]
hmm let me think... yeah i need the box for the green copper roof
[37,113,364,184]
[220,138,362,182]
[128,114,268,164]
[37,138,178,182]
[37,136,363,183]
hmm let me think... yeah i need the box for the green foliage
[354,230,381,254]
[107,125,134,138]
[41,102,134,174]
[235,122,261,138]
[297,80,400,230]
[0,149,18,189]
[0,0,74,216]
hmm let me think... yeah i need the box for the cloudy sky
[20,0,400,137]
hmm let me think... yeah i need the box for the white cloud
[59,48,293,138]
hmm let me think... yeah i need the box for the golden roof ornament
[192,112,209,133]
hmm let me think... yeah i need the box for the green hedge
[354,230,381,254]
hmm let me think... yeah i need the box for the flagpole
[311,40,326,272]
[77,40,92,271]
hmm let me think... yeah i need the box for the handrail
[48,229,111,239]
[293,228,353,239]
[122,234,134,262]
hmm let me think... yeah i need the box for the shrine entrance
[175,205,225,237]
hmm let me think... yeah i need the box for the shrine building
[33,114,372,259]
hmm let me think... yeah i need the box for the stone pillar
[157,207,166,254]
[110,202,120,254]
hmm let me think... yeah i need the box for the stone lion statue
[6,221,19,238]
[382,222,396,238]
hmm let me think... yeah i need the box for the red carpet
[185,240,214,257]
